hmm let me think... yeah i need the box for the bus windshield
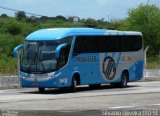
[20,41,59,73]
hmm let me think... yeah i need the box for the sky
[0,0,160,20]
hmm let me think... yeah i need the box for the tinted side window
[107,35,142,52]
[74,35,142,54]
[74,36,85,54]
[86,36,100,53]
[74,36,101,53]
[131,36,142,51]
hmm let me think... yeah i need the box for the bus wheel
[70,77,77,92]
[38,87,45,93]
[110,73,128,88]
[120,73,128,88]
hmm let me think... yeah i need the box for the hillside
[0,4,160,75]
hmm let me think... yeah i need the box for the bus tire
[110,72,128,88]
[70,77,77,92]
[38,87,45,93]
[119,72,128,88]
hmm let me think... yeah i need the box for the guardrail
[0,76,19,89]
[143,69,160,77]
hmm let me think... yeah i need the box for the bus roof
[26,28,142,41]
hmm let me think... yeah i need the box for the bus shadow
[20,84,139,95]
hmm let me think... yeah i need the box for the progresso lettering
[76,56,96,62]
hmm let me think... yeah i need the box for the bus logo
[103,56,116,80]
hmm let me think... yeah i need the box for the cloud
[96,0,108,6]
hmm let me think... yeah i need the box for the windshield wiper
[27,53,37,72]
[40,62,46,73]
[38,49,47,73]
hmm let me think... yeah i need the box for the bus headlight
[48,72,55,78]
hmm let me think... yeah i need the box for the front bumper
[20,77,60,88]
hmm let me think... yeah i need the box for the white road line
[108,106,135,109]
[152,104,160,106]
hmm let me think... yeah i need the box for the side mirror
[55,43,67,59]
[13,44,23,57]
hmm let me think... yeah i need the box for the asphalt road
[0,81,160,116]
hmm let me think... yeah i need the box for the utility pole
[147,0,149,5]
[144,46,149,69]
[144,46,149,77]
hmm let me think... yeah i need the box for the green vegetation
[146,56,160,69]
[120,5,160,56]
[0,4,160,75]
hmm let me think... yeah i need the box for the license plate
[35,74,44,78]
[35,74,47,78]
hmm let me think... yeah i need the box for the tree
[7,23,22,35]
[55,15,67,21]
[126,4,160,55]
[68,16,80,23]
[1,14,8,18]
[67,16,74,22]
[40,16,49,21]
[15,11,26,20]
[84,18,97,28]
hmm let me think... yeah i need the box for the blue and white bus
[14,28,144,92]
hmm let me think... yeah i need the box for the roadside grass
[0,55,17,75]
[146,57,160,69]
[147,62,160,69]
